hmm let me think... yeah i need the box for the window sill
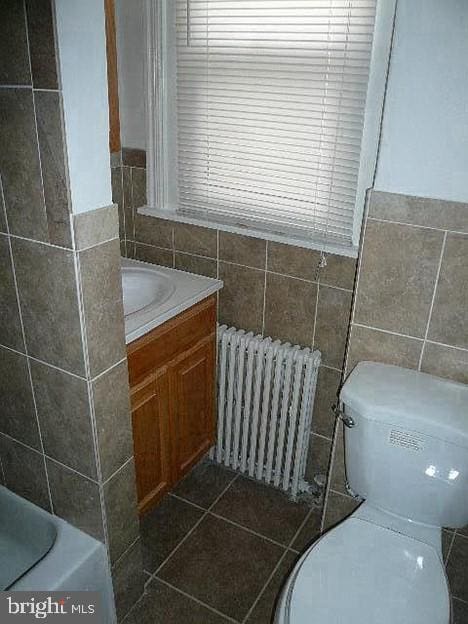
[138,207,359,259]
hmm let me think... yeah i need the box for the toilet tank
[340,362,468,528]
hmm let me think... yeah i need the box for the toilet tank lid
[340,362,468,448]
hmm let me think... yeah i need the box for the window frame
[144,0,397,258]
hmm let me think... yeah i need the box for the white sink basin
[121,266,175,316]
[121,258,223,344]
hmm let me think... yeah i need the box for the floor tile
[323,491,362,531]
[158,514,284,621]
[112,539,145,621]
[291,507,323,551]
[447,535,468,602]
[246,551,297,624]
[173,460,237,509]
[212,476,310,545]
[125,579,231,624]
[140,495,204,573]
[442,529,454,564]
[453,598,468,624]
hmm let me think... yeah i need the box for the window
[147,0,395,253]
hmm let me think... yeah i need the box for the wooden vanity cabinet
[127,296,217,515]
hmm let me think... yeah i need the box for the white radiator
[210,325,321,498]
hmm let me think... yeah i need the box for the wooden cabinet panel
[169,335,216,480]
[127,295,216,387]
[128,297,217,516]
[131,369,171,514]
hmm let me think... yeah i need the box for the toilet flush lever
[333,404,355,428]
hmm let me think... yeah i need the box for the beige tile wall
[0,4,144,619]
[111,150,357,495]
[324,189,468,605]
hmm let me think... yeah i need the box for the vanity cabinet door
[131,368,172,514]
[169,334,216,482]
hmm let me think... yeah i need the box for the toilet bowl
[275,362,468,624]
[275,506,451,624]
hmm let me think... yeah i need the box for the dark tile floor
[126,461,323,624]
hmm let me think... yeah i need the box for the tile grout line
[328,487,356,500]
[0,341,129,385]
[71,249,91,379]
[310,431,334,443]
[320,416,342,534]
[22,0,50,237]
[207,510,294,552]
[0,452,5,485]
[343,324,468,357]
[346,193,370,349]
[90,356,127,383]
[321,362,345,373]
[171,222,176,268]
[261,241,268,335]
[426,340,468,354]
[417,231,448,371]
[0,83,35,90]
[216,229,220,279]
[311,280,320,350]
[76,233,120,254]
[112,534,141,571]
[240,552,292,622]
[3,230,75,252]
[119,164,128,257]
[102,455,134,486]
[168,492,208,513]
[444,530,457,565]
[367,215,467,236]
[31,87,61,93]
[129,167,137,241]
[352,321,425,342]
[0,432,101,485]
[0,342,84,380]
[156,578,239,624]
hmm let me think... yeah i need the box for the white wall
[115,0,146,150]
[54,0,112,214]
[375,0,468,203]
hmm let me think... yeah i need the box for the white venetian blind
[173,0,377,244]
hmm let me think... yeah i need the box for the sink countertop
[122,258,223,344]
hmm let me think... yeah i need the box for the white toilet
[275,361,468,624]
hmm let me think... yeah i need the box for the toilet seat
[279,516,450,624]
